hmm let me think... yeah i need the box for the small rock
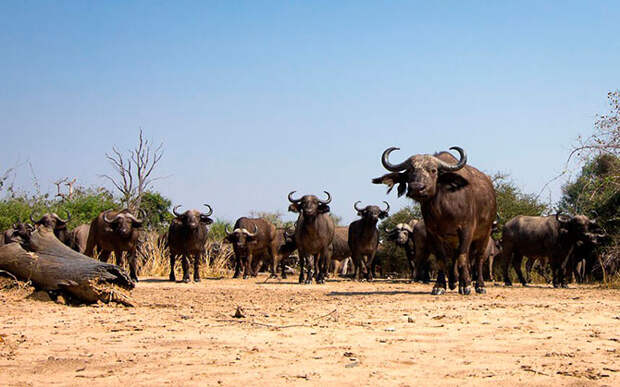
[407,317,415,323]
[385,327,395,332]
[233,306,245,318]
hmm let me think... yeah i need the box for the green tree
[376,204,422,275]
[140,191,173,231]
[493,173,549,234]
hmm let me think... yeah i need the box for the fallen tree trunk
[0,227,135,306]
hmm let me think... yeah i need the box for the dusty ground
[1,276,619,386]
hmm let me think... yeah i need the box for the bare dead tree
[53,177,77,201]
[568,90,620,163]
[100,129,164,211]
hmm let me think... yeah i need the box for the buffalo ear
[379,211,389,219]
[372,172,407,196]
[132,220,143,228]
[357,211,363,217]
[319,204,330,214]
[438,172,469,191]
[288,203,300,213]
[200,216,214,225]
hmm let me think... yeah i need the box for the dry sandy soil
[1,276,619,386]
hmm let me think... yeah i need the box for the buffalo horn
[353,201,364,212]
[383,201,390,212]
[173,205,183,217]
[381,147,409,172]
[288,191,302,203]
[203,204,213,217]
[319,191,332,205]
[435,146,467,172]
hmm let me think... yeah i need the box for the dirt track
[1,276,619,386]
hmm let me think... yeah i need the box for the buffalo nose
[411,182,426,191]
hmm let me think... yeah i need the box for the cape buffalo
[288,191,335,284]
[348,201,390,281]
[385,219,431,283]
[1,222,34,245]
[30,211,71,244]
[373,146,497,295]
[224,217,279,279]
[84,209,144,282]
[329,226,352,277]
[168,204,214,282]
[67,224,90,253]
[502,213,603,288]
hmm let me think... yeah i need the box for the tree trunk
[0,227,135,306]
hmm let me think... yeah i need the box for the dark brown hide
[168,205,213,282]
[386,219,431,282]
[84,209,143,282]
[348,201,389,281]
[288,191,335,284]
[30,211,71,245]
[225,217,278,279]
[66,224,90,253]
[330,226,352,276]
[373,147,497,295]
[501,214,601,288]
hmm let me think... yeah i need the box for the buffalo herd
[0,146,606,294]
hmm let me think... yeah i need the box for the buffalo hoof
[243,275,248,280]
[169,275,176,282]
[182,278,190,283]
[561,284,569,289]
[233,274,240,279]
[431,287,445,295]
[448,282,457,290]
[317,278,324,284]
[304,279,313,285]
[475,287,486,294]
[521,283,529,287]
[131,276,139,283]
[458,286,472,295]
[194,278,201,283]
[504,282,513,287]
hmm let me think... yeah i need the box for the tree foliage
[493,173,549,233]
[140,191,173,231]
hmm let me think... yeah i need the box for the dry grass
[138,232,234,279]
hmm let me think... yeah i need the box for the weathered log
[0,227,135,306]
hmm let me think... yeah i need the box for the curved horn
[203,204,213,217]
[244,224,259,237]
[384,225,396,234]
[353,201,364,212]
[54,210,70,223]
[435,146,467,172]
[319,191,332,205]
[126,212,143,224]
[29,211,39,224]
[381,147,409,172]
[382,201,390,213]
[173,205,183,217]
[103,210,119,224]
[288,191,302,203]
[556,212,570,224]
[225,225,233,236]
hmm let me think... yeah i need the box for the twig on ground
[214,309,338,329]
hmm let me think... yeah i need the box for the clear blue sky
[1,1,618,223]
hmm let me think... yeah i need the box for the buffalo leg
[243,253,253,279]
[180,255,190,283]
[298,255,305,283]
[99,250,112,263]
[512,253,527,286]
[455,229,474,295]
[233,255,241,279]
[303,254,314,285]
[128,253,139,282]
[169,254,177,282]
[193,254,201,282]
[524,257,534,283]
[503,246,514,286]
[367,252,377,281]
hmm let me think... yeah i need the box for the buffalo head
[385,222,415,245]
[354,201,390,222]
[224,224,259,250]
[30,210,71,231]
[556,212,606,246]
[287,191,331,217]
[172,204,214,230]
[103,209,143,238]
[372,146,467,201]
